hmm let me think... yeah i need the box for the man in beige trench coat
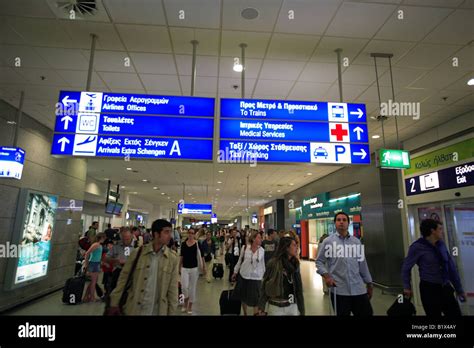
[107,219,179,315]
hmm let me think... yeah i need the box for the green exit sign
[377,149,411,169]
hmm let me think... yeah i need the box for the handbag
[386,296,416,316]
[104,246,143,315]
[204,253,212,262]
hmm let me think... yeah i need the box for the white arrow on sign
[350,108,364,119]
[62,95,77,106]
[61,115,73,130]
[353,148,367,160]
[353,126,364,140]
[58,137,70,152]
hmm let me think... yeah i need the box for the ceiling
[0,0,473,219]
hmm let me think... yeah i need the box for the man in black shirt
[261,229,278,265]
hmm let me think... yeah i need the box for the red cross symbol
[330,123,348,141]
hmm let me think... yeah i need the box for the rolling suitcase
[219,289,241,315]
[212,263,224,279]
[329,286,337,316]
[62,271,86,305]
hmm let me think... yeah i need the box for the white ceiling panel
[409,62,470,89]
[352,40,416,66]
[422,89,472,105]
[402,0,464,7]
[450,45,474,71]
[342,64,387,85]
[222,0,282,31]
[181,76,218,94]
[259,60,306,80]
[15,68,67,86]
[445,73,474,90]
[88,50,136,72]
[218,57,262,78]
[221,31,272,58]
[266,34,319,60]
[275,0,342,35]
[375,6,452,42]
[129,53,177,74]
[450,93,474,106]
[423,9,474,45]
[218,77,257,95]
[394,87,436,102]
[311,37,368,63]
[0,0,55,18]
[355,85,395,102]
[253,79,294,95]
[324,84,369,102]
[299,62,338,83]
[56,70,107,89]
[170,28,220,55]
[395,43,462,69]
[164,0,221,28]
[0,67,28,85]
[7,17,73,47]
[377,67,428,89]
[98,72,143,89]
[1,45,50,69]
[140,74,181,92]
[287,81,332,100]
[175,55,219,77]
[62,21,125,50]
[116,24,172,53]
[103,0,166,25]
[0,18,27,45]
[325,2,397,38]
[36,47,89,70]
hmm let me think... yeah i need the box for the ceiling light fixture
[153,187,158,190]
[233,58,243,72]
[467,78,474,86]
[126,167,132,171]
[372,135,380,139]
[218,170,224,173]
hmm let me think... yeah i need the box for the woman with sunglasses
[231,231,265,315]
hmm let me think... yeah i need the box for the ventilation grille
[57,0,97,16]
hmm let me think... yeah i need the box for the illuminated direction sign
[377,149,411,169]
[219,98,370,164]
[51,91,215,160]
[178,203,213,215]
[0,147,25,180]
[405,162,473,196]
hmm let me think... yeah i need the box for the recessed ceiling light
[7,121,16,125]
[216,188,220,191]
[217,181,222,184]
[153,187,158,190]
[142,179,148,182]
[126,167,132,171]
[289,183,294,186]
[268,195,272,197]
[161,192,165,195]
[372,135,380,139]
[122,186,126,188]
[188,193,192,196]
[307,173,312,176]
[467,78,474,86]
[218,170,224,173]
[277,190,281,193]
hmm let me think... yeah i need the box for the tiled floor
[5,256,411,316]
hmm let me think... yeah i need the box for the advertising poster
[14,191,58,285]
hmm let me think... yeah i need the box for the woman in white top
[231,230,265,315]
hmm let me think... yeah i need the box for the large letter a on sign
[170,141,181,157]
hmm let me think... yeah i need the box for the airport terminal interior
[0,0,473,320]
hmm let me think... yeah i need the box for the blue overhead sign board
[178,203,213,215]
[0,147,25,180]
[51,91,215,161]
[219,98,370,165]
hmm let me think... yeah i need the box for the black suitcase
[219,290,241,315]
[387,297,416,316]
[62,274,86,305]
[212,263,224,279]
